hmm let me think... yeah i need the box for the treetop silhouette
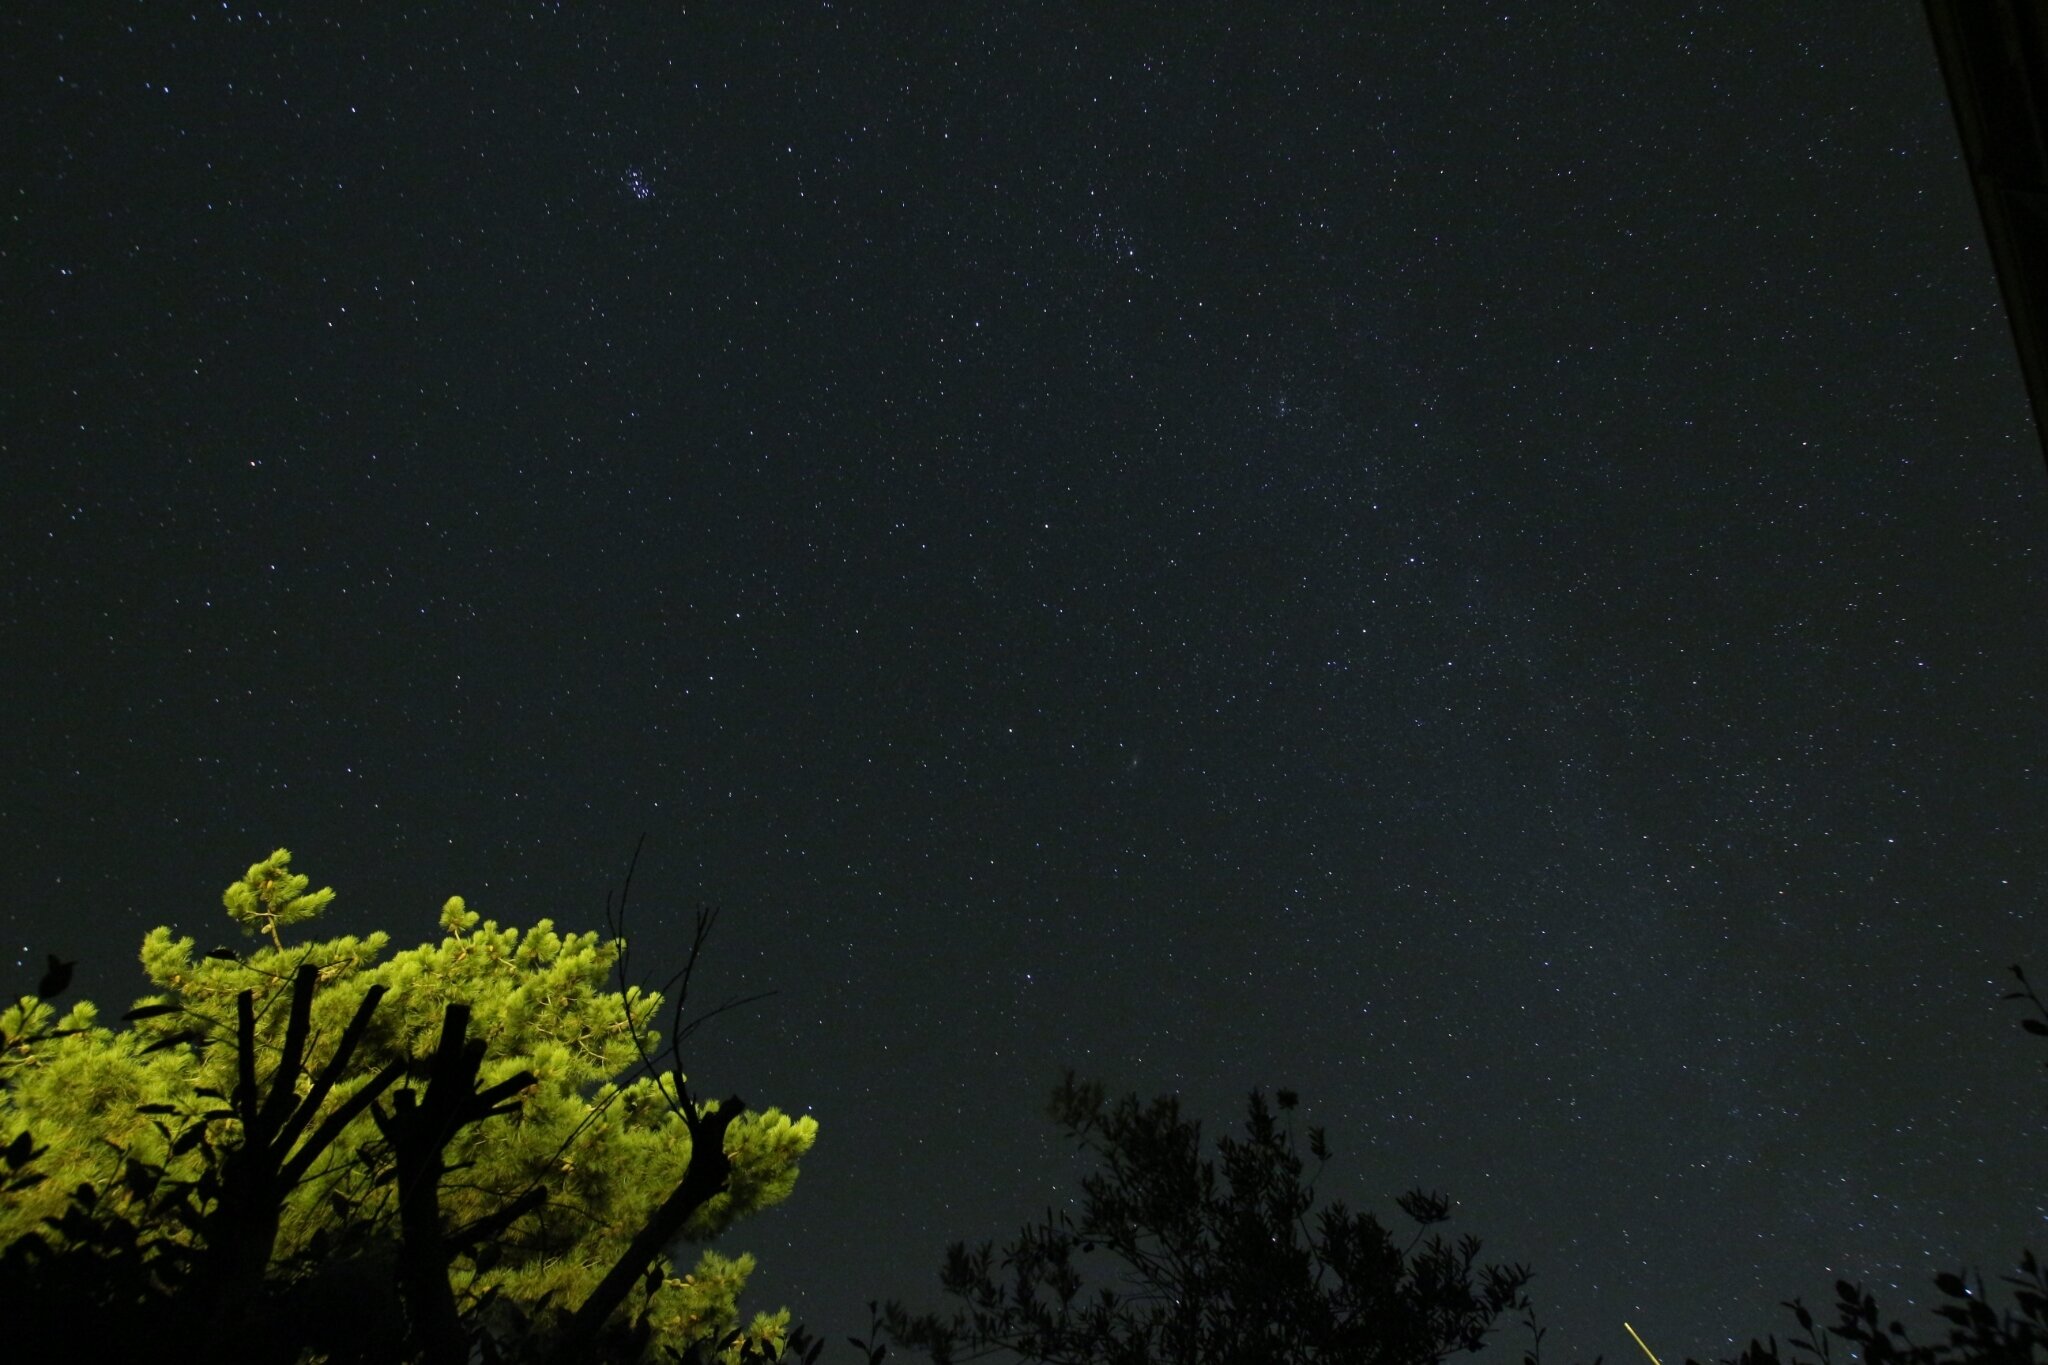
[882,1071,1537,1365]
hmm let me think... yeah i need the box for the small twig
[604,835,778,1108]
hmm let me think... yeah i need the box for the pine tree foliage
[222,848,339,951]
[883,1072,1534,1365]
[0,848,818,1363]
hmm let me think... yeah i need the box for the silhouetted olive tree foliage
[883,1072,1538,1365]
[1689,964,2048,1365]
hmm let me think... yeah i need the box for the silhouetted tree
[883,1072,1536,1365]
[1689,964,2048,1365]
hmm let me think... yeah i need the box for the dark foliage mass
[881,1072,1540,1365]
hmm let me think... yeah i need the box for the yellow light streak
[1624,1321,1664,1365]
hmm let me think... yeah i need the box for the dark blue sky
[4,4,2044,1361]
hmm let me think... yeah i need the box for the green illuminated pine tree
[0,847,818,1363]
[221,848,337,952]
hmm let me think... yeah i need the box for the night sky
[5,3,2045,1362]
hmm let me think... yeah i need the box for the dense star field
[4,3,2044,1361]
